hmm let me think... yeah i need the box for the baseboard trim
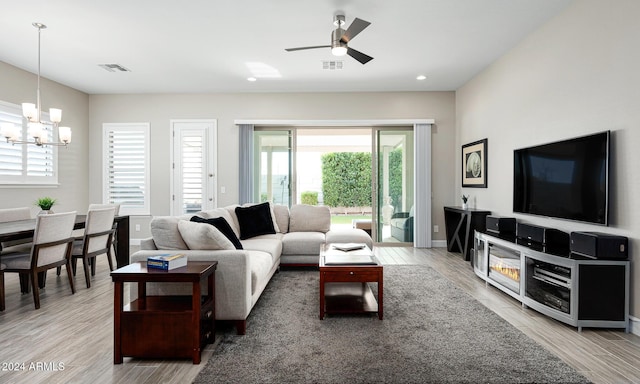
[432,240,447,248]
[630,316,640,336]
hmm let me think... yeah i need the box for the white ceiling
[0,0,572,95]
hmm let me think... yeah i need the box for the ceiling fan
[285,14,373,64]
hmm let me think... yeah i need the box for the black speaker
[570,232,628,260]
[516,223,569,247]
[486,216,516,235]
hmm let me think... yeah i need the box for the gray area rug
[194,265,590,383]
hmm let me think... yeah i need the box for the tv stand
[473,231,629,332]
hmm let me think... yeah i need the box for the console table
[444,206,491,261]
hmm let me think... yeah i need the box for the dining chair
[1,211,76,309]
[71,207,116,288]
[89,203,120,260]
[0,207,33,255]
[71,203,120,251]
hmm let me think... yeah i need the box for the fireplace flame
[490,260,520,282]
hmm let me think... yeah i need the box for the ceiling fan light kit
[285,13,373,64]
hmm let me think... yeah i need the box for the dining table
[0,214,130,268]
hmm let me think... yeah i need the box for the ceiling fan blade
[285,45,331,52]
[340,17,371,43]
[347,47,373,64]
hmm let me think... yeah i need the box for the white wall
[88,92,456,240]
[456,0,640,317]
[0,61,89,216]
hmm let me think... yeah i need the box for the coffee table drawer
[322,270,380,282]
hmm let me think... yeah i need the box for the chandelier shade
[1,22,72,147]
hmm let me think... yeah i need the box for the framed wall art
[461,138,487,188]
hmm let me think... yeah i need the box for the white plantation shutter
[103,123,150,215]
[170,120,217,215]
[181,133,205,213]
[0,100,57,185]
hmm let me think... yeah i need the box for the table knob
[349,271,354,275]
[205,310,213,319]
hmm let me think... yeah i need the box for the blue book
[147,253,187,270]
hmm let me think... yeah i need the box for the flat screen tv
[513,131,610,225]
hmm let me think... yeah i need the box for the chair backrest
[0,207,33,248]
[0,207,31,223]
[88,203,121,216]
[85,207,116,254]
[32,211,77,267]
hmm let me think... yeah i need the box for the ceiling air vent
[322,61,344,70]
[99,64,131,72]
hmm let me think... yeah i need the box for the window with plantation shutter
[103,123,150,215]
[0,100,57,185]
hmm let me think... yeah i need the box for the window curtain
[414,123,432,248]
[238,124,254,204]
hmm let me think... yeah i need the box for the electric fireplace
[488,245,520,294]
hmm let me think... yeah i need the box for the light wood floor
[0,246,638,383]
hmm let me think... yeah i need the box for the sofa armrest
[391,212,410,219]
[139,237,158,250]
[129,249,252,321]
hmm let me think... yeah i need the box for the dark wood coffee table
[319,244,383,320]
[111,261,217,364]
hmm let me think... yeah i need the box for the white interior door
[171,120,217,215]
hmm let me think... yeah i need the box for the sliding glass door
[253,126,414,245]
[374,128,414,244]
[254,130,292,206]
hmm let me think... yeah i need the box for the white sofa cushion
[178,220,235,250]
[248,250,275,295]
[326,228,373,250]
[150,216,188,250]
[282,231,326,255]
[241,237,283,264]
[273,204,290,233]
[289,204,331,233]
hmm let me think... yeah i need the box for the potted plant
[461,195,469,210]
[35,197,57,214]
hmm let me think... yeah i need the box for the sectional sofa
[130,202,372,334]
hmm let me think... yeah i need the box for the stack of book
[147,253,187,270]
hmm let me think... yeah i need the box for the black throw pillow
[190,216,243,249]
[235,202,276,240]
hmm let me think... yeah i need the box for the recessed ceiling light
[247,77,257,82]
[416,75,427,81]
[246,62,281,78]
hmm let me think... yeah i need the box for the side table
[111,261,217,364]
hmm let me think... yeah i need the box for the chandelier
[1,22,71,146]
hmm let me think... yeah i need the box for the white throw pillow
[150,216,188,250]
[177,220,235,250]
